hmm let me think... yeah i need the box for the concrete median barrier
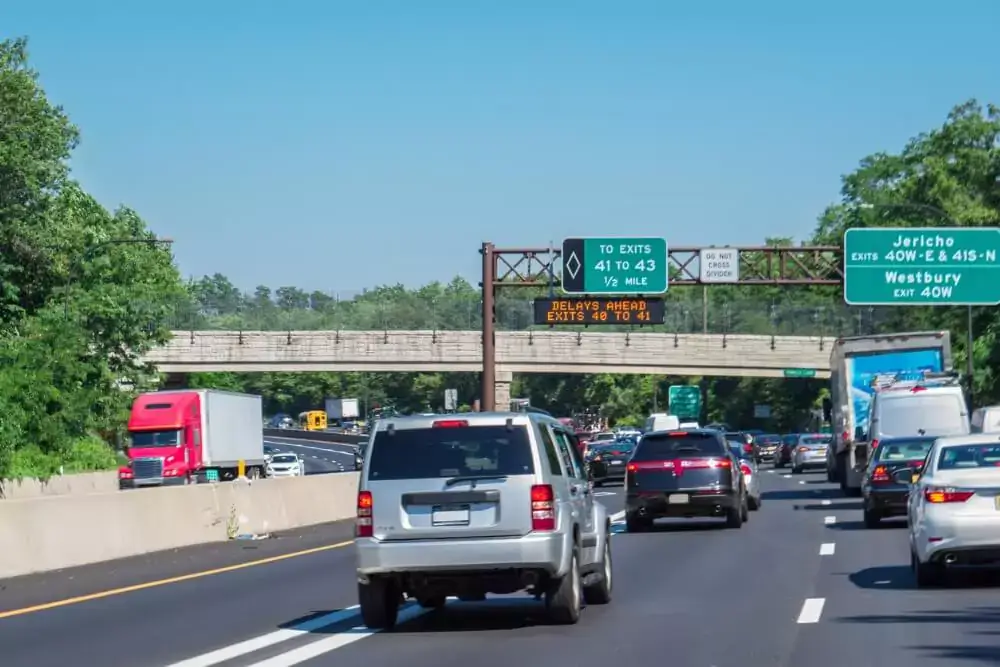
[263,428,367,445]
[0,471,120,500]
[0,473,360,579]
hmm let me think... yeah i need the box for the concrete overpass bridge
[145,330,832,407]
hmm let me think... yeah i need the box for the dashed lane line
[797,598,826,624]
[824,516,836,525]
[819,543,836,556]
[821,499,831,505]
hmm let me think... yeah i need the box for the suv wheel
[358,578,400,630]
[546,548,582,624]
[912,550,945,588]
[416,596,446,609]
[863,506,881,529]
[725,498,744,529]
[583,533,612,605]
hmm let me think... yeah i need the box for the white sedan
[266,452,306,477]
[907,434,1000,586]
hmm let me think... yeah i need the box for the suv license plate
[432,504,471,526]
[668,494,690,504]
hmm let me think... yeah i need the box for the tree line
[3,35,998,480]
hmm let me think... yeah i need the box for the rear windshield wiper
[444,474,509,487]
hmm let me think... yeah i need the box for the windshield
[758,435,781,445]
[728,442,751,459]
[937,443,1000,470]
[271,454,298,464]
[876,438,935,462]
[633,433,726,460]
[800,435,831,447]
[367,424,535,480]
[593,433,615,442]
[592,441,634,453]
[129,430,181,448]
[877,393,969,438]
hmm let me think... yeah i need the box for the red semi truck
[118,389,267,489]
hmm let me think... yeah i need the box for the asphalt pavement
[264,436,357,475]
[3,467,999,666]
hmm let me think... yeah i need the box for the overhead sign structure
[668,385,701,420]
[699,248,740,283]
[561,237,668,295]
[844,227,1000,306]
[533,297,665,325]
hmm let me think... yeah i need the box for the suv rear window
[633,432,726,461]
[367,425,536,480]
[875,438,934,461]
[877,393,969,437]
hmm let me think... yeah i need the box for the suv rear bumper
[356,531,572,578]
[627,490,738,519]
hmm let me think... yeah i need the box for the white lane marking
[165,606,361,667]
[782,474,792,479]
[767,469,775,474]
[268,441,355,459]
[821,499,831,505]
[798,480,806,485]
[819,543,836,556]
[246,604,429,666]
[593,491,617,497]
[824,516,836,525]
[610,510,626,523]
[797,598,826,624]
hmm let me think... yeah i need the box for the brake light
[924,487,974,503]
[432,420,468,428]
[666,431,688,436]
[356,491,373,537]
[870,439,879,451]
[740,463,752,476]
[841,430,850,443]
[797,446,809,453]
[743,443,753,453]
[871,465,891,483]
[530,484,555,531]
[626,463,638,472]
[911,386,927,393]
[625,458,731,476]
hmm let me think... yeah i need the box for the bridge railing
[164,294,900,337]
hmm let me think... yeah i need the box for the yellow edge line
[0,539,354,620]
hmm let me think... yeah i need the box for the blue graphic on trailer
[846,349,944,434]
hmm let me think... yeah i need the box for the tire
[546,549,582,624]
[740,494,750,522]
[358,579,400,630]
[625,513,651,533]
[912,550,944,588]
[827,467,836,483]
[726,498,744,529]
[863,507,881,529]
[748,495,761,511]
[583,533,613,605]
[791,466,801,475]
[416,596,447,609]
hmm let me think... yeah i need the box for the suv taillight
[356,491,373,537]
[530,484,555,531]
[740,463,752,476]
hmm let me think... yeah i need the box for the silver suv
[355,412,613,629]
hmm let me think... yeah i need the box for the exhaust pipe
[944,553,958,565]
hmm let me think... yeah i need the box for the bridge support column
[161,373,190,390]
[494,370,513,411]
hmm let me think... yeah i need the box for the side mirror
[891,468,918,485]
[854,426,865,441]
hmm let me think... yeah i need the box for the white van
[644,413,680,433]
[971,405,1000,433]
[865,380,969,444]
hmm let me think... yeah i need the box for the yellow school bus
[298,410,327,431]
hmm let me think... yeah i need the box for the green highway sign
[844,227,1000,306]
[668,385,701,420]
[561,237,668,295]
[783,368,817,378]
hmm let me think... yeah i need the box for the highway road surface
[264,435,358,475]
[2,469,998,666]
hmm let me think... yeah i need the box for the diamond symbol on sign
[565,252,581,279]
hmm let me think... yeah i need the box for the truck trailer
[119,389,266,488]
[826,331,952,495]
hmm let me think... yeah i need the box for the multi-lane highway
[1,468,996,666]
[264,435,358,475]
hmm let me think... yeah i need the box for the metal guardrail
[262,428,367,446]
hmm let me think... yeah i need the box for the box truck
[826,331,952,495]
[119,389,266,488]
[325,397,360,423]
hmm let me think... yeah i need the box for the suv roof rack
[870,370,962,391]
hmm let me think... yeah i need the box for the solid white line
[819,543,836,556]
[797,598,826,624]
[821,499,831,506]
[246,604,430,666]
[824,515,836,525]
[165,606,361,667]
[268,441,355,458]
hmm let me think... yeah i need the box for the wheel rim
[603,541,612,590]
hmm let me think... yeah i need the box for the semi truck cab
[119,391,203,488]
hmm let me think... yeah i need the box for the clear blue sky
[6,0,997,293]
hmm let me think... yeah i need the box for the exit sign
[561,237,668,295]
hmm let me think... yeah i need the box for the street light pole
[857,202,975,404]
